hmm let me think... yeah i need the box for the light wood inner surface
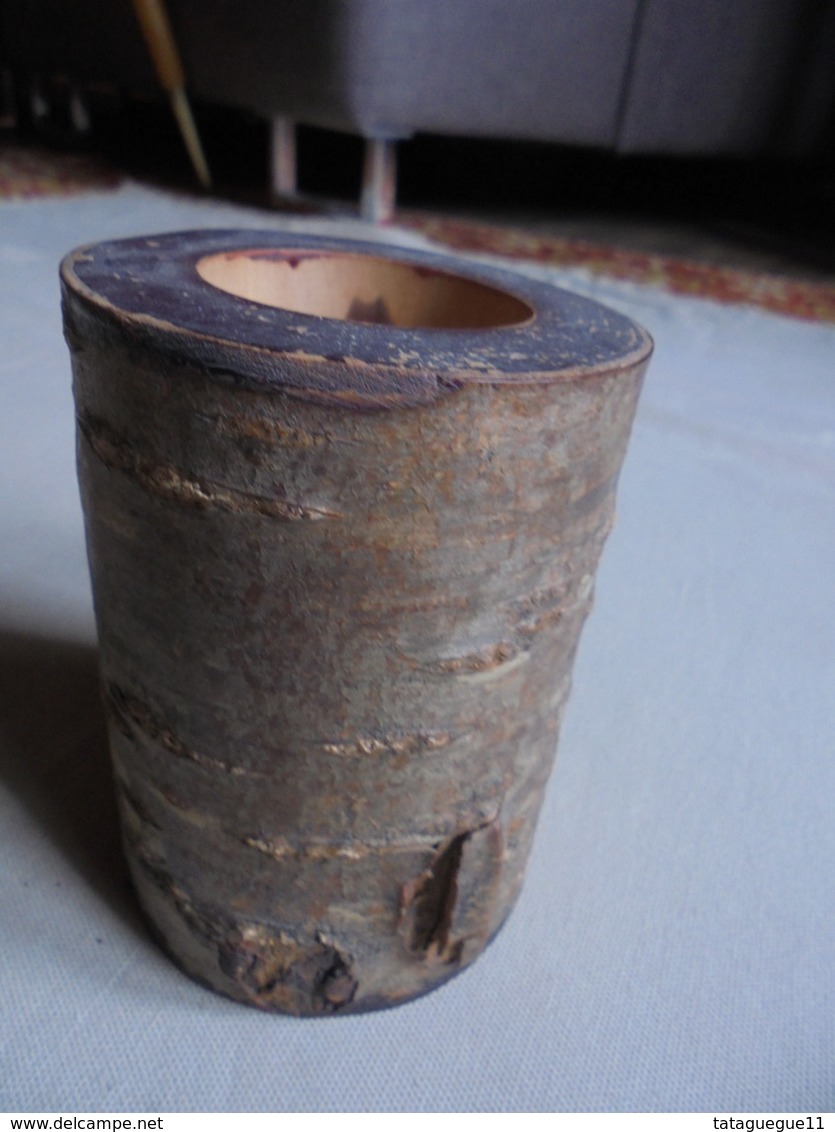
[196,249,534,329]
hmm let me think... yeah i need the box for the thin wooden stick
[130,0,211,188]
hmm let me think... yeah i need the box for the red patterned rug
[4,142,834,323]
[0,143,122,198]
[401,214,835,325]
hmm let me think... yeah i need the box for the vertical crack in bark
[402,833,468,959]
[400,816,504,966]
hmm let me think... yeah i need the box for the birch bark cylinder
[61,231,652,1014]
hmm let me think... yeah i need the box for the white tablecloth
[1,185,833,1112]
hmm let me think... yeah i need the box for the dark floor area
[7,86,835,279]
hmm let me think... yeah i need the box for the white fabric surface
[1,184,833,1112]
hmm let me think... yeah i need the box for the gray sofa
[5,0,834,214]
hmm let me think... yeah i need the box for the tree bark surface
[62,231,652,1014]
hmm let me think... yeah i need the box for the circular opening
[195,249,534,329]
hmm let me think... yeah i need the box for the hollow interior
[195,249,534,329]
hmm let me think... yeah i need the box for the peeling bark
[219,926,358,1014]
[399,819,504,965]
[106,683,254,777]
[79,413,341,520]
[320,731,453,757]
[401,833,467,959]
[243,833,441,861]
[435,642,521,675]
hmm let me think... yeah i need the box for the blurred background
[2,0,834,278]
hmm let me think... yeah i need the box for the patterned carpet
[400,213,835,323]
[3,141,835,323]
[0,143,122,198]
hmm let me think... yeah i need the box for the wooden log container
[61,231,652,1014]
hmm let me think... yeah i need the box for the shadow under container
[61,230,652,1015]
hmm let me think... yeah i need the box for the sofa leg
[69,84,91,133]
[29,76,50,123]
[360,137,397,223]
[270,115,298,198]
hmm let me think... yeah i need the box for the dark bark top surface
[61,229,652,408]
